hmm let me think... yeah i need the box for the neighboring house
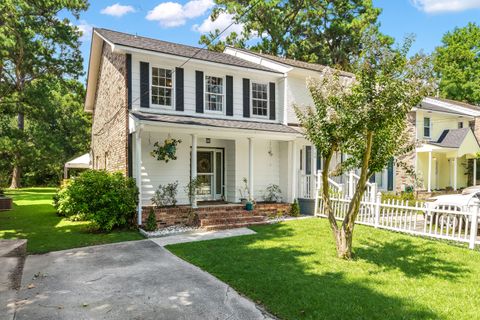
[84,29,480,224]
[398,98,480,192]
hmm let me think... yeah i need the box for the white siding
[130,52,284,123]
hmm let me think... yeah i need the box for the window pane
[305,146,312,175]
[216,152,222,195]
[251,82,268,116]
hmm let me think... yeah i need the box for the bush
[54,170,138,232]
[290,199,300,217]
[381,191,419,206]
[144,208,157,231]
[152,181,178,207]
[263,184,282,203]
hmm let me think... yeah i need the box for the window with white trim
[423,117,431,138]
[251,82,268,117]
[151,67,173,107]
[205,76,224,112]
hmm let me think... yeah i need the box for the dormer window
[251,82,268,117]
[423,117,431,138]
[151,67,173,107]
[205,76,224,112]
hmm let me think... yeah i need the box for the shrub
[54,170,138,232]
[290,199,300,217]
[144,208,157,231]
[381,191,419,206]
[152,181,178,207]
[263,184,282,203]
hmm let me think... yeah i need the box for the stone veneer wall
[91,44,128,174]
[395,111,417,192]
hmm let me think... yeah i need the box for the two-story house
[85,28,351,224]
[84,28,480,226]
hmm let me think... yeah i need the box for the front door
[196,149,224,201]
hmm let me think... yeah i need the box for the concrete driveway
[14,238,271,320]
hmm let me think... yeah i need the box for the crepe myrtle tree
[296,35,434,259]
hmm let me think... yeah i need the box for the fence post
[469,201,479,250]
[374,192,381,228]
[348,171,354,199]
[314,170,321,216]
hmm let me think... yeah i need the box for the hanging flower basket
[151,138,182,162]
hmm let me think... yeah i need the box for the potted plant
[151,138,182,162]
[0,188,13,211]
[239,177,250,205]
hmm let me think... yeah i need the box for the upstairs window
[423,117,431,138]
[205,76,224,112]
[458,121,464,129]
[251,82,268,117]
[151,67,173,107]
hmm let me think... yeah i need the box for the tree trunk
[10,112,24,189]
[337,131,374,259]
[321,150,340,241]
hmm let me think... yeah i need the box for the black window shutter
[175,67,184,111]
[196,71,204,113]
[269,82,276,120]
[243,78,250,118]
[127,133,133,177]
[226,75,233,116]
[126,54,132,110]
[140,61,149,108]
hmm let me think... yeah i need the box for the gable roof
[94,28,280,74]
[225,46,354,78]
[131,112,300,135]
[419,97,480,117]
[429,128,470,148]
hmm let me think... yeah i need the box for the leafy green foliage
[54,170,139,232]
[2,188,142,254]
[263,184,282,203]
[200,0,391,71]
[152,181,179,207]
[145,208,158,231]
[289,199,300,217]
[150,138,182,162]
[296,33,434,258]
[0,0,89,187]
[434,22,480,105]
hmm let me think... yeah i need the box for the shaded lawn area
[168,218,480,320]
[0,188,143,254]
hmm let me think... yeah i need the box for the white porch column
[248,138,254,200]
[474,159,477,186]
[191,134,198,208]
[291,141,297,201]
[427,151,432,192]
[136,130,142,226]
[454,157,458,191]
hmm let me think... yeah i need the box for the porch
[129,112,302,226]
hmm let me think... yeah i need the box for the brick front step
[200,215,266,227]
[198,210,268,219]
[202,221,269,231]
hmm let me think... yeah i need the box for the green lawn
[0,188,143,254]
[168,218,480,320]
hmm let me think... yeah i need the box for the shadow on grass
[355,238,468,280]
[168,223,441,320]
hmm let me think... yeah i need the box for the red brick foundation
[140,202,292,229]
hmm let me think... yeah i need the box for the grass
[0,188,143,254]
[168,218,480,320]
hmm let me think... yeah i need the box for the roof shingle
[429,128,470,148]
[131,112,300,135]
[95,28,280,74]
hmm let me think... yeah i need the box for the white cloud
[193,12,243,38]
[412,0,480,13]
[146,0,214,28]
[101,3,135,17]
[77,20,93,42]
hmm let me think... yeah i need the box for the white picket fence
[316,193,480,250]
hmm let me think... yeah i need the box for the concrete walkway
[14,229,270,320]
[151,227,256,246]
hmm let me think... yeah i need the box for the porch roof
[131,112,301,135]
[65,153,91,169]
[429,128,470,148]
[417,128,480,157]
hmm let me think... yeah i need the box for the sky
[72,0,480,83]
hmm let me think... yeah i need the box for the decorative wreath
[151,138,182,162]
